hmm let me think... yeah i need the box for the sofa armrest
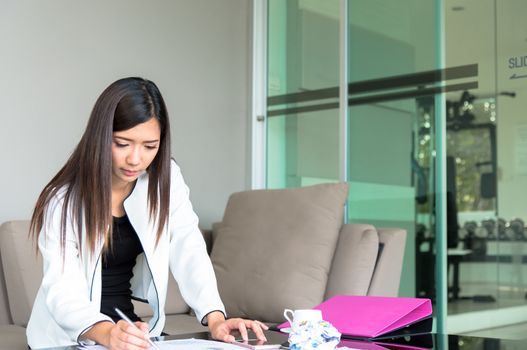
[200,228,213,255]
[367,228,407,297]
[325,224,379,299]
[0,220,40,326]
[0,226,12,326]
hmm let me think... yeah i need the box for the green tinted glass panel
[495,0,527,312]
[267,0,340,188]
[347,0,438,299]
[265,0,527,332]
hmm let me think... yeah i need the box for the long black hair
[30,77,171,256]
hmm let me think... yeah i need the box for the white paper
[156,338,249,350]
[78,338,251,350]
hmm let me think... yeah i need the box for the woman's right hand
[83,320,152,349]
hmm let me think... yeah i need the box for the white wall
[0,0,251,228]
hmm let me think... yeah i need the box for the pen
[114,307,161,350]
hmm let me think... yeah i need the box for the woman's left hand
[207,312,269,343]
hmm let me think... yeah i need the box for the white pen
[114,307,161,350]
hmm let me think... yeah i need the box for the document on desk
[78,338,254,350]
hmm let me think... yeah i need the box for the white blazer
[26,161,225,349]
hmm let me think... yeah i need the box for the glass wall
[346,0,438,299]
[265,0,527,332]
[443,0,527,323]
[267,0,341,189]
[495,0,527,310]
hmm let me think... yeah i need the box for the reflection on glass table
[34,331,526,350]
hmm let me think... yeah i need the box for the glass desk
[35,331,525,350]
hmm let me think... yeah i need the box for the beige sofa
[0,183,406,349]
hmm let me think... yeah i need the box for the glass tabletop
[35,331,525,350]
[339,333,525,350]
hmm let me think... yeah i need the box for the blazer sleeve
[167,161,226,324]
[38,194,112,341]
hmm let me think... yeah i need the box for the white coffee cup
[283,308,323,329]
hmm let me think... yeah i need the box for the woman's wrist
[207,311,226,331]
[80,321,113,346]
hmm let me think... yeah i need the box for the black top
[100,215,144,323]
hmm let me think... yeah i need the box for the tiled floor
[447,294,526,315]
[447,281,526,315]
[460,322,527,340]
[445,282,527,339]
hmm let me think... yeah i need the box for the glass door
[442,0,527,330]
[493,0,527,313]
[495,0,527,311]
[263,0,527,334]
[266,0,446,324]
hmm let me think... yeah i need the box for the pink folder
[278,295,432,339]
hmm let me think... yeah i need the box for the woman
[26,77,267,349]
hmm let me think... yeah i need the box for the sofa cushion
[0,221,41,327]
[0,236,12,326]
[133,274,189,318]
[211,183,348,323]
[0,324,28,350]
[0,220,190,327]
[163,276,190,315]
[324,224,379,298]
[368,228,407,296]
[162,314,208,335]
